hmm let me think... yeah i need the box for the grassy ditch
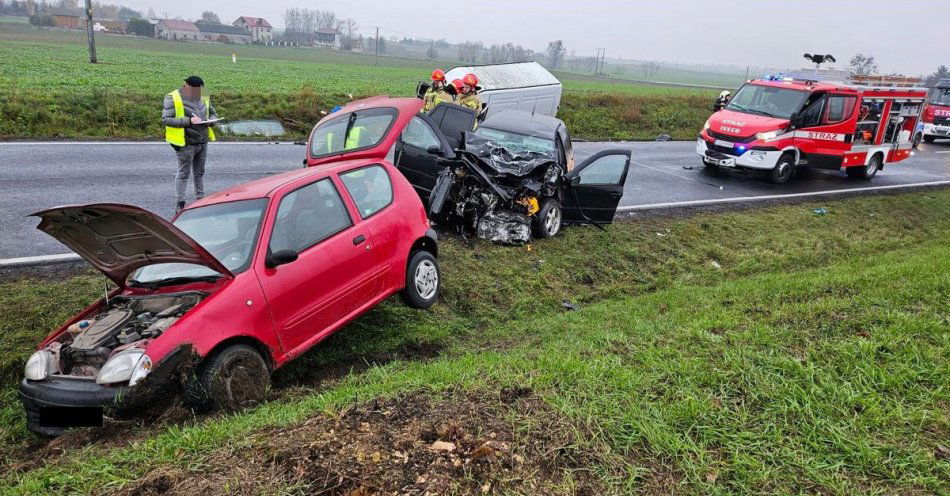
[0,190,948,493]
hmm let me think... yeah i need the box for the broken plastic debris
[709,260,722,270]
[655,133,672,141]
[430,440,456,452]
[812,208,828,216]
[562,301,578,311]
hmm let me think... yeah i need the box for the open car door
[425,103,477,149]
[393,113,456,199]
[563,149,632,224]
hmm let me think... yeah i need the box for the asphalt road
[1,140,948,260]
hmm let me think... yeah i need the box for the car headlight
[96,349,151,386]
[24,350,54,381]
[756,130,779,141]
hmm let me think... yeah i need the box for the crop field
[1,191,948,494]
[1,23,717,140]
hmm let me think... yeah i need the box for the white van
[444,62,562,118]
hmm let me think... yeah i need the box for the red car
[19,98,440,436]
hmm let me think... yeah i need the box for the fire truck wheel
[768,154,795,184]
[912,133,922,149]
[847,154,881,180]
[923,135,936,144]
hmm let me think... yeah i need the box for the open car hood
[32,203,233,286]
[307,96,424,167]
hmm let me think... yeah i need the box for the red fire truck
[921,78,950,143]
[697,77,928,184]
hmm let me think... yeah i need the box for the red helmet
[462,73,479,87]
[451,79,465,92]
[431,69,446,82]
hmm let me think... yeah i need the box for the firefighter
[713,90,731,111]
[457,73,483,114]
[423,69,453,112]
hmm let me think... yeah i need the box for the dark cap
[184,76,204,87]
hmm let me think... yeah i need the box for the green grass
[1,191,948,494]
[0,23,716,140]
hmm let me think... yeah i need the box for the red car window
[339,165,394,219]
[269,178,352,253]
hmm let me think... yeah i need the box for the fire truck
[921,78,950,143]
[696,77,928,184]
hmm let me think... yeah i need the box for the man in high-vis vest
[163,76,218,212]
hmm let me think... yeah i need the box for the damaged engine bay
[41,292,204,379]
[428,135,565,245]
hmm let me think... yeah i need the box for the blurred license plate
[39,406,103,427]
[713,139,734,148]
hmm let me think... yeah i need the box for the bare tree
[458,41,483,63]
[546,40,566,69]
[849,53,878,76]
[199,10,221,24]
[339,17,358,50]
[643,61,660,78]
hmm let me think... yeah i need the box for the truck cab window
[823,95,857,125]
[798,93,827,128]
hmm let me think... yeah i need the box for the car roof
[186,158,384,208]
[480,110,564,139]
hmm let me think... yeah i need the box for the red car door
[256,176,380,357]
[794,92,859,168]
[337,164,401,289]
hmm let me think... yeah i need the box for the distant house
[47,9,83,29]
[155,19,199,40]
[314,28,341,49]
[195,22,251,44]
[233,16,272,43]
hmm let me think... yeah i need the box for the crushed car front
[20,200,272,436]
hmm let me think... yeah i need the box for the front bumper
[19,377,128,437]
[923,123,950,137]
[696,138,780,171]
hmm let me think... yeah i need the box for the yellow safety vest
[325,126,363,153]
[458,93,482,112]
[165,89,216,146]
[423,89,453,112]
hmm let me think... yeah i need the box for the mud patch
[120,389,616,495]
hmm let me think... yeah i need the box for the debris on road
[656,133,672,141]
[812,207,829,216]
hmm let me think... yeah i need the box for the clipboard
[194,118,222,125]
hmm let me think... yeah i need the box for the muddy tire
[532,198,562,239]
[847,154,880,180]
[768,153,795,184]
[401,251,440,309]
[185,344,269,413]
[923,135,936,144]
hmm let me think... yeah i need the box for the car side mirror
[789,111,801,129]
[427,145,444,156]
[569,175,581,186]
[266,249,298,268]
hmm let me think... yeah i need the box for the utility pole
[84,0,97,63]
[594,48,606,76]
[374,26,379,66]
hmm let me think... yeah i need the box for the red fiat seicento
[20,98,440,436]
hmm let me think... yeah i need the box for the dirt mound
[122,388,612,495]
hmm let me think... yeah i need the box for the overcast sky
[121,0,948,75]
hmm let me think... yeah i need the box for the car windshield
[473,127,555,155]
[930,88,950,106]
[310,107,398,158]
[129,199,268,286]
[726,84,808,119]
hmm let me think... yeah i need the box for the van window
[824,95,857,125]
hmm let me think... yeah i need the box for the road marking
[618,180,950,212]
[935,151,950,154]
[0,253,81,267]
[632,160,725,189]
